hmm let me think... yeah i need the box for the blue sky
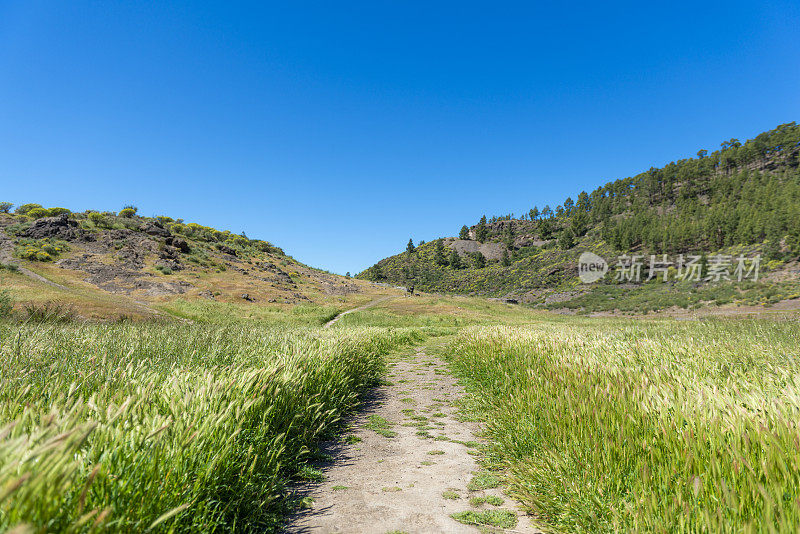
[1,1,798,274]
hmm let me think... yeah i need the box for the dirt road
[285,340,539,533]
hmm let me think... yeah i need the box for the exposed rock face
[57,253,193,295]
[216,243,237,256]
[165,237,190,253]
[445,238,506,260]
[141,221,170,237]
[20,215,82,240]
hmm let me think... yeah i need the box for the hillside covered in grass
[358,123,800,313]
[0,204,386,321]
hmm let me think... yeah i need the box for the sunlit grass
[447,318,800,532]
[0,321,422,532]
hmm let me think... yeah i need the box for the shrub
[47,207,71,216]
[0,202,12,213]
[19,247,40,260]
[118,208,136,218]
[41,244,59,256]
[155,264,173,275]
[26,207,50,219]
[15,240,67,261]
[87,212,106,227]
[15,203,42,215]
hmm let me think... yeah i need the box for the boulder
[165,236,190,253]
[141,221,170,237]
[20,214,82,240]
[217,244,237,256]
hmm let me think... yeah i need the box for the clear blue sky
[1,1,798,274]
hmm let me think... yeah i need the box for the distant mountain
[358,123,800,313]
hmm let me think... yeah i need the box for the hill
[358,123,800,313]
[0,205,394,321]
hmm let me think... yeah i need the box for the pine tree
[473,252,486,268]
[449,249,462,269]
[539,218,553,239]
[434,240,448,266]
[563,197,574,216]
[559,228,575,249]
[406,238,415,254]
[475,215,488,243]
[459,225,470,240]
[501,248,510,266]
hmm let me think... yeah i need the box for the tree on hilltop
[475,216,488,243]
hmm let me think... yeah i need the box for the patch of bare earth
[285,341,539,534]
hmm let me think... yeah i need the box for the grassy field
[0,319,423,532]
[2,289,800,532]
[446,318,800,532]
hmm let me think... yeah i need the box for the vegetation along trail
[285,338,539,533]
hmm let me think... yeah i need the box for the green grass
[450,509,517,529]
[470,495,504,507]
[364,415,398,438]
[295,466,326,482]
[442,490,460,500]
[467,471,501,491]
[0,321,421,532]
[447,318,800,532]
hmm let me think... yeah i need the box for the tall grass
[0,322,422,532]
[447,319,800,532]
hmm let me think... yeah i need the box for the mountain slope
[0,206,392,320]
[358,123,800,313]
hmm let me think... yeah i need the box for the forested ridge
[358,123,800,310]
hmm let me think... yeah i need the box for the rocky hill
[0,206,386,320]
[358,123,800,314]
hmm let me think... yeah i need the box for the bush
[87,211,106,227]
[118,208,136,218]
[15,203,42,215]
[47,207,71,216]
[26,207,50,219]
[16,240,66,262]
[0,202,12,213]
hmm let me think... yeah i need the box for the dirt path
[285,339,539,534]
[323,296,395,328]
